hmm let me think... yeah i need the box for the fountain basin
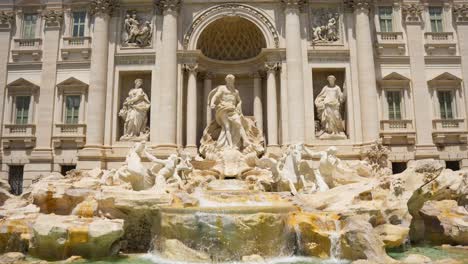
[156,202,297,261]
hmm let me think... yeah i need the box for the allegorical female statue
[119,79,150,141]
[200,74,264,159]
[314,75,346,139]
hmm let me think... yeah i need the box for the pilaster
[402,3,437,154]
[184,62,198,151]
[454,4,468,129]
[265,62,279,149]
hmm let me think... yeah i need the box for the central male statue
[200,74,264,159]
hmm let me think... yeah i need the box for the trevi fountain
[0,74,466,264]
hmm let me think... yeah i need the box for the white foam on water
[141,253,350,264]
[329,220,343,264]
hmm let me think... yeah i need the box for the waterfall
[314,170,330,192]
[329,219,342,262]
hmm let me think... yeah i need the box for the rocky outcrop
[289,212,340,258]
[419,200,468,245]
[29,214,124,260]
[0,252,26,264]
[158,239,210,262]
[340,216,396,263]
[374,224,409,248]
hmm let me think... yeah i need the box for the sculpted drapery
[119,79,150,141]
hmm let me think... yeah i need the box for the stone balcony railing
[2,124,36,148]
[61,36,92,60]
[424,32,457,55]
[432,118,468,145]
[379,119,416,144]
[11,38,42,61]
[375,32,406,55]
[52,123,86,147]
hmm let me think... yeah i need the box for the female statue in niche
[119,78,150,141]
[314,75,346,139]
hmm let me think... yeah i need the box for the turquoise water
[23,246,468,264]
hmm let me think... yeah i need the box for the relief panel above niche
[309,4,343,46]
[121,9,153,49]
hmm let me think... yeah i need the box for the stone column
[0,11,14,162]
[155,0,180,149]
[78,0,115,169]
[351,1,379,143]
[203,72,213,126]
[32,8,63,161]
[283,0,305,143]
[265,62,279,147]
[403,4,434,148]
[454,5,468,125]
[253,72,263,132]
[185,63,198,150]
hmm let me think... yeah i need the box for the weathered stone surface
[374,224,409,248]
[0,252,26,264]
[289,212,340,258]
[158,239,210,262]
[242,254,265,262]
[401,254,432,263]
[340,216,396,263]
[0,179,13,207]
[419,200,468,245]
[29,214,124,260]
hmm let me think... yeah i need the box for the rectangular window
[15,96,30,124]
[437,90,454,119]
[65,95,81,124]
[429,7,444,33]
[8,165,24,195]
[386,91,402,120]
[22,13,37,39]
[379,7,393,32]
[72,11,86,37]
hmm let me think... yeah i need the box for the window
[445,161,460,171]
[72,11,86,37]
[8,165,24,195]
[15,96,30,124]
[386,91,402,120]
[22,13,37,39]
[437,90,454,119]
[61,165,76,176]
[429,7,443,33]
[65,95,81,124]
[379,7,393,32]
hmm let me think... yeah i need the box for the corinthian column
[155,0,180,149]
[0,11,14,152]
[253,72,263,132]
[350,1,379,143]
[78,0,115,169]
[185,63,198,150]
[283,0,305,143]
[265,62,279,147]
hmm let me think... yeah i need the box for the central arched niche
[196,16,266,61]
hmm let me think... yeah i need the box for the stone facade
[1,0,468,189]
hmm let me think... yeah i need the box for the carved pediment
[379,72,410,87]
[428,72,462,87]
[56,77,88,92]
[6,78,39,93]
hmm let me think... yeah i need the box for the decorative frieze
[310,7,340,44]
[42,9,63,28]
[402,3,424,24]
[454,4,468,24]
[89,0,118,17]
[0,10,15,29]
[115,55,155,65]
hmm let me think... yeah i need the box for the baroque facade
[1,0,468,192]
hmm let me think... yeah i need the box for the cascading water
[329,219,343,263]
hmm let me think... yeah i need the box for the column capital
[204,72,213,80]
[184,63,198,73]
[0,10,15,30]
[264,62,279,73]
[156,0,181,16]
[402,3,424,24]
[251,72,262,79]
[42,8,64,28]
[454,4,468,24]
[281,0,304,11]
[346,0,372,13]
[89,0,119,17]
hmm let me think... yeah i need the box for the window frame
[71,11,86,37]
[385,90,403,120]
[64,94,82,124]
[14,95,31,125]
[22,13,38,39]
[378,6,394,33]
[429,6,444,33]
[436,90,455,120]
